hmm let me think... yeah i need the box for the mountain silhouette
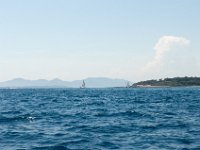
[0,77,130,88]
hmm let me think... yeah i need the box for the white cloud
[142,35,190,73]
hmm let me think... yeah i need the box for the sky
[0,0,200,82]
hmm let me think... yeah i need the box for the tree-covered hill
[132,77,200,87]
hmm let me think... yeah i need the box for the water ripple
[0,88,200,149]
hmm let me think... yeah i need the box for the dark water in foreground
[0,88,200,150]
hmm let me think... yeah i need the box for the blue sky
[0,0,199,82]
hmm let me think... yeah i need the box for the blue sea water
[0,88,200,150]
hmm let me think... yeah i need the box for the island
[131,77,200,87]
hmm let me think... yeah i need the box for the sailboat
[126,81,130,88]
[80,80,86,88]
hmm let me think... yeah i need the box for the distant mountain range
[0,77,130,88]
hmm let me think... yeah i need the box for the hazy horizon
[0,0,199,82]
[0,77,131,88]
[1,75,200,83]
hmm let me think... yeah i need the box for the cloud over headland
[144,36,190,71]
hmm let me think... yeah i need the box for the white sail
[80,80,86,88]
[126,82,130,88]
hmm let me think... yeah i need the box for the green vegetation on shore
[132,77,200,87]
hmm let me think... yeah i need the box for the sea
[0,88,200,150]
